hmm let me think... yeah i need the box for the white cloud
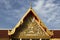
[34,0,45,10]
[1,0,12,9]
[33,0,59,22]
[33,0,60,29]
[47,13,57,22]
[0,0,29,29]
[0,0,60,29]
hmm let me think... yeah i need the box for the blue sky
[0,0,60,30]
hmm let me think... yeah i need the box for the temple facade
[8,8,53,40]
[0,8,60,40]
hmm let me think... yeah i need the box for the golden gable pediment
[8,8,53,39]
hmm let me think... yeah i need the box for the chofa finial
[30,1,32,9]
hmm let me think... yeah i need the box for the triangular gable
[8,8,53,38]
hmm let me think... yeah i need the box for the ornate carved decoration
[14,16,50,38]
[9,8,53,39]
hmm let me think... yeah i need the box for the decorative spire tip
[30,2,32,9]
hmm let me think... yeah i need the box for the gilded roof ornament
[30,1,32,9]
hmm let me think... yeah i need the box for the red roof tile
[0,30,60,38]
[51,30,60,38]
[0,30,9,38]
